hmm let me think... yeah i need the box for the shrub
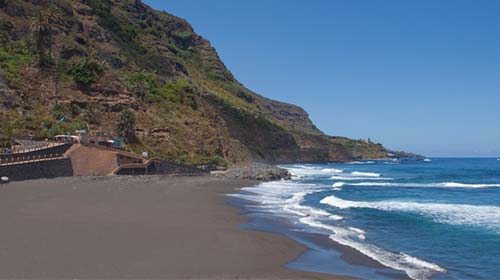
[210,155,228,167]
[124,72,157,101]
[156,79,191,102]
[71,58,105,87]
[0,44,33,85]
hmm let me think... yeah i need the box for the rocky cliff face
[0,0,399,164]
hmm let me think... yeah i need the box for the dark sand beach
[0,175,352,279]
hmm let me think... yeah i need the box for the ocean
[229,158,500,280]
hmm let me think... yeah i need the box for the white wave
[331,174,393,180]
[321,195,500,232]
[348,161,375,164]
[285,165,344,178]
[329,214,344,220]
[351,171,381,177]
[332,182,345,188]
[321,168,343,173]
[231,180,445,280]
[230,180,343,221]
[349,182,500,188]
[423,159,431,162]
[299,216,445,280]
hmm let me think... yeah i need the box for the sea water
[229,158,500,280]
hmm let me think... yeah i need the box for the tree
[117,109,137,143]
[29,7,60,67]
[0,115,13,149]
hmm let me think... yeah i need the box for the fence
[1,142,66,155]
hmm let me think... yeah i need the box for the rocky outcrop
[215,163,291,181]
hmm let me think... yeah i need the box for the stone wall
[146,160,207,175]
[0,158,73,181]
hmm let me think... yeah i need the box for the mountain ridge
[0,0,417,165]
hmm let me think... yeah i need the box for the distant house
[54,135,79,143]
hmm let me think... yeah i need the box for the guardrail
[0,153,65,166]
[1,142,67,155]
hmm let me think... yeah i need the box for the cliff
[0,0,406,165]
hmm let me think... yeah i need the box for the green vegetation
[0,43,33,85]
[0,19,13,43]
[0,113,13,148]
[124,72,156,101]
[124,73,198,108]
[85,0,146,57]
[117,109,137,143]
[156,79,196,107]
[71,58,105,87]
[86,0,138,43]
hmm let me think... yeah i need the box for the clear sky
[144,0,500,157]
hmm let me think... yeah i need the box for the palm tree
[29,7,60,67]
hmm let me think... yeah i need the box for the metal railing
[0,153,65,166]
[0,142,67,155]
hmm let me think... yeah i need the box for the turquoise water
[231,158,500,280]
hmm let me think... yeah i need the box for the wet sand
[0,175,353,279]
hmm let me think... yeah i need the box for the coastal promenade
[0,140,206,181]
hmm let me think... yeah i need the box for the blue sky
[145,0,500,157]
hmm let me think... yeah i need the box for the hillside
[0,0,405,165]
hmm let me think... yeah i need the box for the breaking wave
[351,171,381,177]
[321,195,500,232]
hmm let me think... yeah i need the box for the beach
[0,175,351,279]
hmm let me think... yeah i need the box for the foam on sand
[230,180,343,221]
[298,216,445,280]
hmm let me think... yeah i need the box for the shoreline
[228,193,410,280]
[0,174,353,279]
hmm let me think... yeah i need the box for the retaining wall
[0,158,73,181]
